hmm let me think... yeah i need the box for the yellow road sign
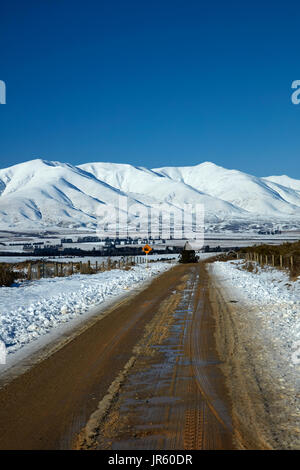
[142,244,152,254]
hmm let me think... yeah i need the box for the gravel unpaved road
[76,263,235,450]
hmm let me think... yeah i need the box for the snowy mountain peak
[263,174,300,192]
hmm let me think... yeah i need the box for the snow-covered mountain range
[0,159,299,233]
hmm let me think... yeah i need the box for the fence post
[272,255,275,267]
[265,255,268,265]
[290,256,294,270]
[37,262,41,280]
[280,255,283,268]
[27,262,32,280]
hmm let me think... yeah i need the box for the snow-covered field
[210,259,300,448]
[0,262,172,358]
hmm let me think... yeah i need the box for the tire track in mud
[209,275,272,450]
[188,272,233,434]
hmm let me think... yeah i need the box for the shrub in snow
[0,264,16,287]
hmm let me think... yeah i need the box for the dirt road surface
[0,263,235,450]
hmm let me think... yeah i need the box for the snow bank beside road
[212,260,300,361]
[210,259,300,449]
[0,262,172,356]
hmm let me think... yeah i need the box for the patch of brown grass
[239,261,258,274]
[242,240,300,257]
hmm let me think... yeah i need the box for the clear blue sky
[0,0,300,177]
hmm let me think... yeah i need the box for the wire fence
[25,255,169,280]
[241,252,297,268]
[235,251,300,278]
